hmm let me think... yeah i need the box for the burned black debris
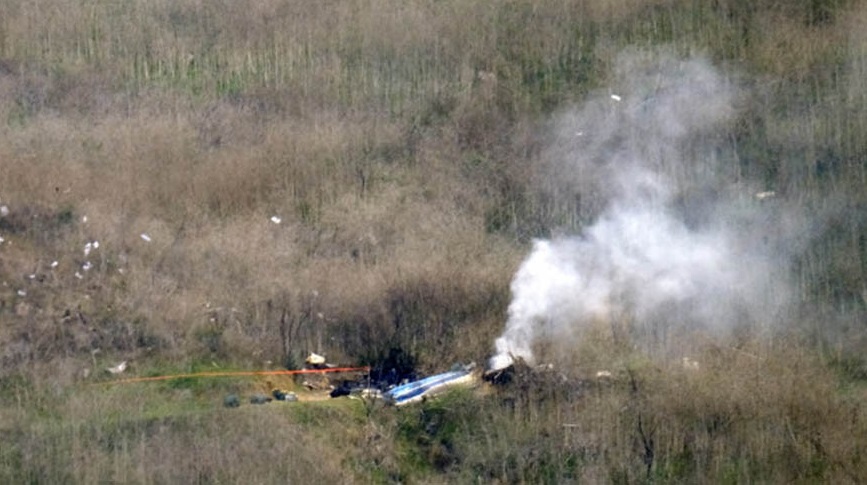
[223,394,240,408]
[482,356,593,408]
[272,389,298,402]
[324,349,480,405]
[483,362,517,385]
[325,347,419,400]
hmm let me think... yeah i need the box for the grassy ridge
[5,341,865,483]
[1,0,867,482]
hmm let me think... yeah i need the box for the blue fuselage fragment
[384,369,475,406]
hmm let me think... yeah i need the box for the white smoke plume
[490,51,793,370]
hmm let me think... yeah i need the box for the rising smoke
[490,50,794,370]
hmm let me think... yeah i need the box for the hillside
[2,0,867,482]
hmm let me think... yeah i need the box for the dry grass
[0,380,360,483]
[384,338,867,483]
[1,0,867,482]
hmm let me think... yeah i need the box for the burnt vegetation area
[1,0,867,482]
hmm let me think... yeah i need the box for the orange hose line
[98,366,371,385]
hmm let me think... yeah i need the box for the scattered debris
[483,356,535,385]
[270,216,281,224]
[75,272,83,279]
[297,354,343,390]
[384,364,478,406]
[331,383,385,400]
[487,354,515,376]
[329,381,357,398]
[0,205,8,217]
[611,94,622,102]
[82,261,93,272]
[224,394,241,408]
[305,352,327,366]
[16,289,26,297]
[595,370,613,379]
[756,191,776,200]
[50,261,59,268]
[82,215,88,223]
[355,388,384,401]
[249,394,273,405]
[0,235,4,244]
[272,389,298,402]
[682,357,700,371]
[83,241,99,256]
[140,233,152,242]
[107,361,128,374]
[323,358,477,406]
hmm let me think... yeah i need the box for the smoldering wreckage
[225,352,594,408]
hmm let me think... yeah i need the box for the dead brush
[0,0,866,482]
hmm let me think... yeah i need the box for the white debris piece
[305,353,326,365]
[83,241,100,256]
[82,215,88,223]
[75,272,83,279]
[595,370,613,379]
[140,233,152,242]
[17,289,26,297]
[82,261,93,272]
[107,361,128,374]
[487,354,514,373]
[50,261,59,268]
[682,357,700,371]
[755,191,776,200]
[0,205,8,217]
[28,274,36,279]
[270,216,282,224]
[610,94,622,102]
[0,235,4,244]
